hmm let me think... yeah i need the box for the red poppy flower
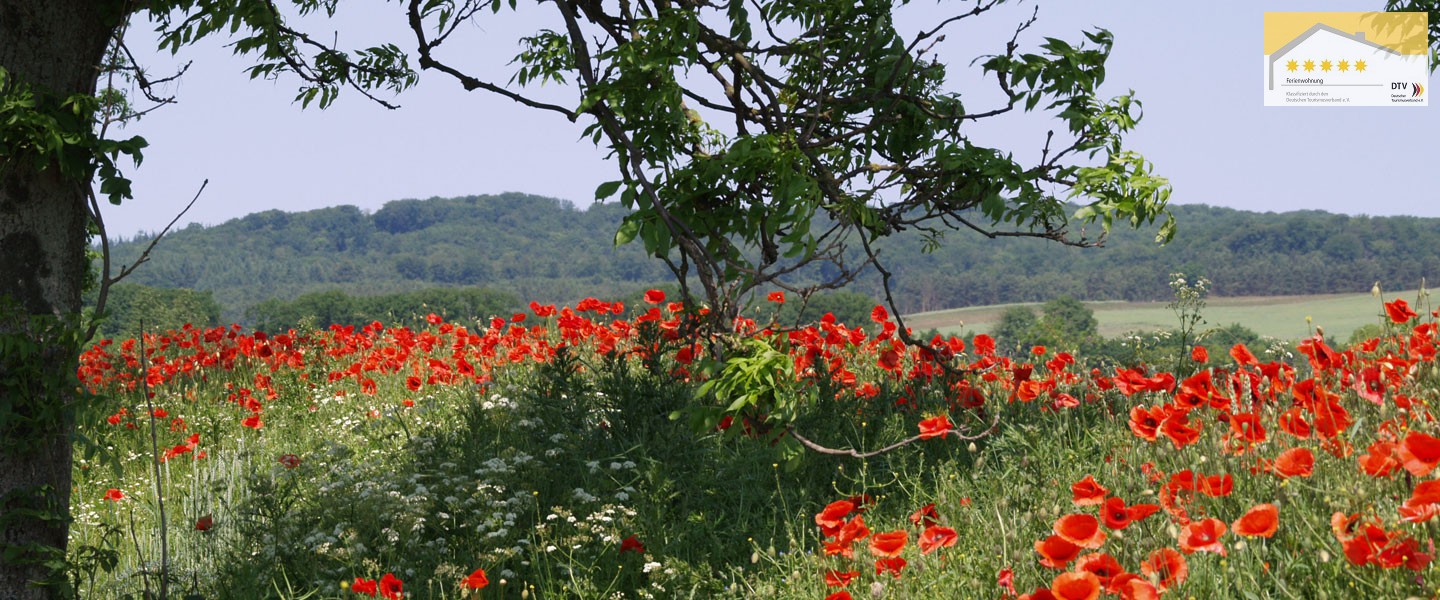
[1277,408,1311,439]
[1127,503,1161,522]
[1232,503,1279,538]
[1377,536,1433,571]
[1331,511,1360,541]
[1191,345,1209,362]
[973,334,996,356]
[869,530,908,558]
[241,414,263,429]
[1049,570,1101,600]
[352,578,378,597]
[767,291,785,303]
[104,488,124,502]
[870,305,889,323]
[1270,448,1314,479]
[823,516,870,559]
[918,525,957,554]
[529,302,556,317]
[1034,534,1083,569]
[878,348,903,372]
[195,514,213,532]
[278,454,301,469]
[620,535,646,554]
[824,592,854,600]
[1032,345,1048,356]
[1399,431,1440,477]
[909,503,939,528]
[916,415,953,440]
[816,500,855,537]
[824,570,859,588]
[1341,522,1391,566]
[874,556,907,578]
[378,573,403,600]
[1128,406,1162,442]
[1054,514,1107,549]
[643,290,666,305]
[998,567,1016,596]
[837,515,870,543]
[1412,480,1440,508]
[1070,475,1108,506]
[1195,474,1233,497]
[462,568,489,589]
[1230,343,1258,366]
[1227,412,1266,444]
[1399,502,1440,524]
[1178,518,1227,555]
[1356,440,1401,478]
[1159,412,1202,449]
[1385,298,1419,323]
[1100,497,1132,530]
[1019,588,1059,600]
[1113,576,1159,600]
[1140,547,1188,590]
[1074,552,1122,587]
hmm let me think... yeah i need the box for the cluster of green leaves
[478,0,1177,324]
[150,0,418,109]
[0,67,146,205]
[1384,0,1440,71]
[0,300,90,454]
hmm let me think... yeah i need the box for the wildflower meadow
[68,287,1440,599]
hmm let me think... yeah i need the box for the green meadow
[905,289,1433,342]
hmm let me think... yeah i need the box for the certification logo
[1264,12,1429,107]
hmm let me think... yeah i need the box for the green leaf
[594,180,622,201]
[614,218,641,246]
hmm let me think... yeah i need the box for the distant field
[904,289,1434,342]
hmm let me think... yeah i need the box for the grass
[904,289,1434,341]
[64,296,1440,599]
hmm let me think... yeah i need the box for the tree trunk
[0,1,121,595]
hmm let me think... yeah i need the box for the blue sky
[102,1,1436,238]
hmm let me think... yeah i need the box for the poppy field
[69,289,1440,599]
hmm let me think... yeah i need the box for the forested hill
[105,192,1440,322]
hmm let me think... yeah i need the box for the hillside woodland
[100,193,1440,327]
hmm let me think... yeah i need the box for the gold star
[1320,59,1333,72]
[1286,59,1298,72]
[1303,59,1316,72]
[1355,60,1367,72]
[1338,60,1350,72]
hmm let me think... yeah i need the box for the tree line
[101,194,1440,326]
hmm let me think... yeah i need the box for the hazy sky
[102,1,1437,238]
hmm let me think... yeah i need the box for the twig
[788,411,1000,459]
[139,322,170,599]
[124,506,152,599]
[86,180,207,343]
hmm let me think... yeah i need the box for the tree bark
[1,0,122,595]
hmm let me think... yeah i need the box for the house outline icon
[1267,23,1401,90]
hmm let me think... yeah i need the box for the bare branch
[405,0,580,120]
[788,411,999,459]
